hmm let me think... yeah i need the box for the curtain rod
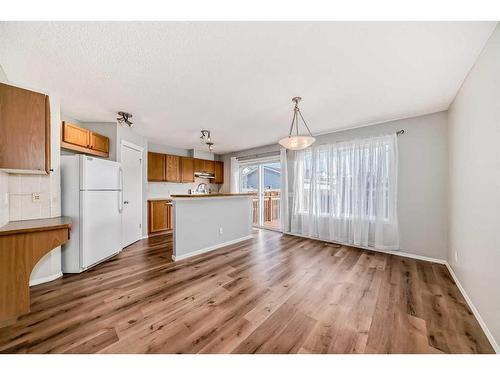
[236,150,280,161]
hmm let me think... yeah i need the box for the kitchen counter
[0,217,72,323]
[171,194,253,261]
[0,216,72,236]
[147,198,172,201]
[170,193,255,198]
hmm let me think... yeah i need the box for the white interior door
[121,143,143,247]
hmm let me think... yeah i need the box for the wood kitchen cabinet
[61,121,110,158]
[194,158,205,173]
[165,154,181,182]
[0,82,51,173]
[204,160,215,174]
[148,152,165,181]
[193,158,216,174]
[148,200,173,234]
[89,132,109,153]
[214,161,224,184]
[180,157,195,183]
[62,122,89,148]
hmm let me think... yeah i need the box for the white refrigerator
[61,154,123,273]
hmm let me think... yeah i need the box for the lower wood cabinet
[148,200,173,234]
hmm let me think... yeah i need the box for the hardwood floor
[0,230,494,354]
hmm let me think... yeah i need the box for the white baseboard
[141,234,149,239]
[29,271,63,286]
[444,261,500,354]
[172,235,253,262]
[283,231,447,264]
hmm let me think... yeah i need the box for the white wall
[448,25,500,348]
[173,196,253,259]
[223,111,449,260]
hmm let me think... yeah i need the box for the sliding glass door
[239,159,281,231]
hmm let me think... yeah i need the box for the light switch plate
[32,193,41,202]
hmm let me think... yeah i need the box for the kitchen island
[170,193,254,261]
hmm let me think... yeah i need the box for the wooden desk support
[0,217,71,323]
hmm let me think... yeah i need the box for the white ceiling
[0,22,496,154]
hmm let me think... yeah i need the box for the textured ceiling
[0,22,496,153]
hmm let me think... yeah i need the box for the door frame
[120,140,144,245]
[238,156,281,232]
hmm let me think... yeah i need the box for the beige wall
[448,24,500,350]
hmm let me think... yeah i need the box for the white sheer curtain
[229,157,239,193]
[280,148,289,232]
[290,134,399,250]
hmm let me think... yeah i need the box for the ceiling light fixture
[200,130,215,152]
[279,97,316,150]
[117,111,133,127]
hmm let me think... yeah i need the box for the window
[295,141,392,221]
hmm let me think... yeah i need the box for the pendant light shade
[279,97,316,150]
[278,135,316,150]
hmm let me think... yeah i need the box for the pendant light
[278,97,316,150]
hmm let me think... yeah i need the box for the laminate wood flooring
[0,230,494,353]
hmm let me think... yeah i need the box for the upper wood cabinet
[214,161,224,184]
[204,160,215,174]
[0,82,51,173]
[194,158,216,174]
[148,152,165,181]
[62,122,89,148]
[89,132,109,153]
[147,153,223,183]
[61,121,109,158]
[194,158,205,173]
[165,155,181,182]
[180,157,195,183]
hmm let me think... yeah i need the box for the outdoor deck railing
[252,190,280,226]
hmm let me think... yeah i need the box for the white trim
[444,261,500,354]
[283,231,446,264]
[29,271,63,286]
[120,139,144,153]
[172,235,253,261]
[141,234,149,239]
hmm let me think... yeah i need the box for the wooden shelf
[61,140,109,158]
[0,217,72,323]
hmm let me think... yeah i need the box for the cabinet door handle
[124,201,129,204]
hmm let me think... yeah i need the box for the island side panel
[172,197,253,260]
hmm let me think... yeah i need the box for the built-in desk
[0,217,72,324]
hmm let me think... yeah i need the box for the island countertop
[170,193,256,198]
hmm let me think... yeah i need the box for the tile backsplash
[147,177,221,199]
[0,171,8,226]
[7,169,61,221]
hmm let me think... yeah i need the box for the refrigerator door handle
[118,167,124,213]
